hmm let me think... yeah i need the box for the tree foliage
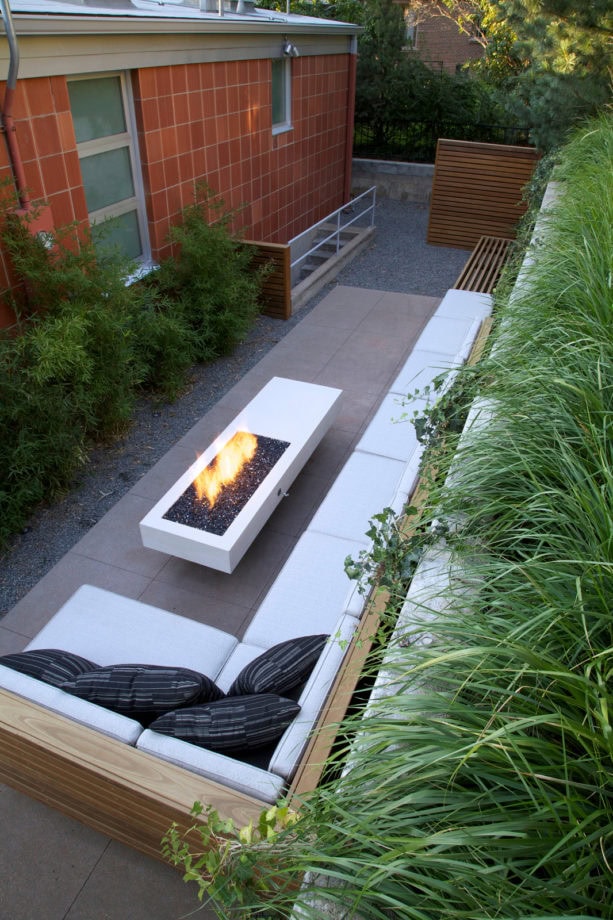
[430,0,612,147]
[255,0,364,22]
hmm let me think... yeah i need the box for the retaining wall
[351,159,434,204]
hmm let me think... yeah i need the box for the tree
[355,0,422,143]
[491,0,612,148]
[255,0,365,22]
[413,0,612,148]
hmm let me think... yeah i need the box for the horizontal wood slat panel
[427,139,540,249]
[245,240,292,320]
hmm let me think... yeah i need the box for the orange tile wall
[0,53,352,326]
[134,54,351,262]
[0,75,89,326]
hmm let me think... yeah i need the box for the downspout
[343,34,358,205]
[0,0,31,212]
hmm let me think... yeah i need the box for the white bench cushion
[388,348,460,399]
[435,289,493,321]
[0,665,143,744]
[136,730,286,803]
[355,393,425,463]
[308,452,406,544]
[413,315,481,360]
[25,585,238,679]
[243,532,365,648]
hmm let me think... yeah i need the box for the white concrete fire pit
[139,377,342,573]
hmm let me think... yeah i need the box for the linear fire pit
[139,377,343,573]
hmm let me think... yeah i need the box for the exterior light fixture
[282,40,299,57]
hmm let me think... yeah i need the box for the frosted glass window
[69,77,126,143]
[69,73,150,266]
[92,211,142,262]
[80,147,135,213]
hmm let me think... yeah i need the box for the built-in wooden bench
[454,235,513,294]
[0,290,494,864]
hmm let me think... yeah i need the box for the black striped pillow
[149,694,300,752]
[0,648,99,688]
[60,664,224,725]
[228,634,328,696]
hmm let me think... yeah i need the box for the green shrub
[153,185,264,362]
[129,287,196,400]
[0,313,90,541]
[0,186,264,546]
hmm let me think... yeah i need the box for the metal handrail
[289,186,376,273]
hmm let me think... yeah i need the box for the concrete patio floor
[0,284,444,920]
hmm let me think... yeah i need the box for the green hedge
[0,187,265,546]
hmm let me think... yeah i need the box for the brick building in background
[0,0,359,328]
[398,1,485,74]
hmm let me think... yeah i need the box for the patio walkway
[1,283,449,919]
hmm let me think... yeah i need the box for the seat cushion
[0,649,99,688]
[227,634,328,697]
[243,531,364,647]
[148,694,300,752]
[136,729,286,803]
[61,664,224,726]
[25,585,239,679]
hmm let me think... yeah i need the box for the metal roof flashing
[4,0,361,34]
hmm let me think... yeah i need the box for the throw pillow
[61,664,224,725]
[0,648,99,688]
[227,634,328,696]
[149,693,300,752]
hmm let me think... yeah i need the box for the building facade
[399,1,484,74]
[0,0,359,327]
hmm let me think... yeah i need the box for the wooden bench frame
[454,235,513,294]
[0,594,381,862]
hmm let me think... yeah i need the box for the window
[271,58,291,134]
[404,12,418,48]
[68,73,150,266]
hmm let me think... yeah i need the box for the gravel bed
[0,199,469,616]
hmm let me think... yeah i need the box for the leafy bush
[153,186,265,363]
[0,187,264,546]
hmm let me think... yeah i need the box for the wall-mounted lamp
[282,40,299,58]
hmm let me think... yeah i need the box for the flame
[193,430,258,508]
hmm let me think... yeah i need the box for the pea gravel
[0,199,469,616]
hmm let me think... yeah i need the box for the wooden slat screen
[427,139,540,250]
[245,240,292,320]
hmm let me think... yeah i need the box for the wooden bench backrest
[427,139,540,250]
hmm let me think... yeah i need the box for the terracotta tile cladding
[25,78,54,118]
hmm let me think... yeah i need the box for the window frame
[271,57,292,135]
[68,71,152,269]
